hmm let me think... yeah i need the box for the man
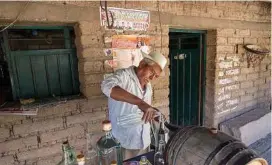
[101,51,167,159]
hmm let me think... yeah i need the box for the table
[123,151,155,164]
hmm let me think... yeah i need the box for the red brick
[257,38,270,44]
[69,137,86,151]
[37,155,62,165]
[241,68,254,74]
[217,28,235,37]
[80,84,104,98]
[241,95,254,102]
[217,37,227,44]
[79,97,108,112]
[225,84,239,91]
[76,21,102,36]
[0,155,14,165]
[241,81,253,89]
[14,118,63,136]
[225,69,239,75]
[218,61,233,69]
[235,29,250,37]
[0,136,37,153]
[152,77,169,89]
[76,47,109,60]
[232,91,245,98]
[228,37,243,44]
[226,98,239,107]
[259,71,271,78]
[244,38,257,44]
[37,100,79,118]
[76,34,103,48]
[247,73,259,80]
[0,128,10,140]
[79,73,104,86]
[250,30,263,37]
[259,83,270,90]
[217,46,234,53]
[87,118,105,132]
[245,87,258,94]
[40,125,84,144]
[152,99,169,108]
[153,88,169,100]
[245,100,258,107]
[17,143,61,161]
[67,112,106,126]
[78,61,104,74]
[0,116,25,126]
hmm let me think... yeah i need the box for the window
[0,26,80,112]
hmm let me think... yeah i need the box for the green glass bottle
[58,140,77,165]
[96,120,123,165]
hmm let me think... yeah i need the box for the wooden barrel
[164,126,268,165]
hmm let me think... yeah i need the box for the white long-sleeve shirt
[101,66,152,149]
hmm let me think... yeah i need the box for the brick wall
[0,1,270,164]
[0,99,107,165]
[213,28,271,125]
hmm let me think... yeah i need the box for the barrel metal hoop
[172,126,203,165]
[218,147,247,165]
[203,139,237,165]
[232,150,257,165]
[165,126,196,165]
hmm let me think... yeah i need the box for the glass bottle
[139,156,149,165]
[154,140,165,165]
[158,122,165,142]
[96,120,123,165]
[156,118,166,152]
[86,133,99,165]
[57,140,77,165]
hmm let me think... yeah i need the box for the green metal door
[169,30,206,126]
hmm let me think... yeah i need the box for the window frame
[1,26,79,100]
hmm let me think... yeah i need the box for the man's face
[136,61,162,86]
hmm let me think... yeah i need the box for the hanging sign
[111,35,151,49]
[100,7,150,31]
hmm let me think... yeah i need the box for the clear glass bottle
[96,120,123,165]
[57,140,77,165]
[139,156,149,165]
[156,119,166,153]
[154,140,165,165]
[86,133,99,165]
[158,122,165,142]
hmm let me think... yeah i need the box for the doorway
[169,29,206,126]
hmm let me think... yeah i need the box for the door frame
[169,28,207,126]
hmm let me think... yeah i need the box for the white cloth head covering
[141,51,167,70]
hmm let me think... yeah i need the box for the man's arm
[111,86,155,123]
[110,86,142,105]
[101,70,156,123]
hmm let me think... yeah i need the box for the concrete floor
[249,133,271,165]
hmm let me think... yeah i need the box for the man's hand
[138,101,157,123]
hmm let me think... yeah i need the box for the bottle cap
[77,153,85,165]
[140,156,147,161]
[110,160,117,165]
[102,120,112,131]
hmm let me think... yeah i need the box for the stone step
[249,133,271,165]
[219,108,271,146]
